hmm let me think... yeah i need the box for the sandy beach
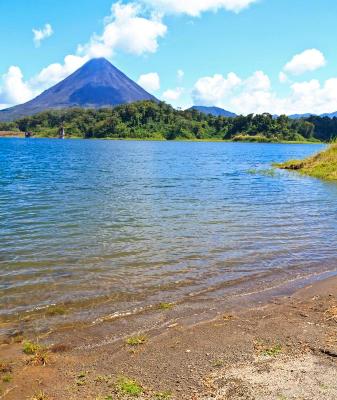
[1,274,336,399]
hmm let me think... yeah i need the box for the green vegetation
[2,374,12,383]
[211,359,224,368]
[154,391,172,399]
[0,100,333,142]
[276,144,337,180]
[22,341,49,366]
[126,334,147,346]
[22,341,43,355]
[158,302,174,310]
[45,305,66,316]
[247,168,277,177]
[263,344,282,357]
[115,376,143,396]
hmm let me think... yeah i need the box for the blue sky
[1,0,337,114]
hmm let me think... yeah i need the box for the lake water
[1,139,337,335]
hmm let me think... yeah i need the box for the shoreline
[0,133,322,144]
[2,260,335,340]
[1,272,336,399]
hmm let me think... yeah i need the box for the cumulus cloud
[33,23,53,47]
[244,70,270,91]
[177,69,184,81]
[31,55,88,91]
[283,49,326,76]
[192,70,274,114]
[192,72,241,105]
[137,72,160,91]
[279,71,289,84]
[162,87,184,101]
[191,68,337,116]
[0,66,32,104]
[78,2,167,58]
[142,0,258,16]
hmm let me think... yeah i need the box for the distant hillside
[320,112,337,118]
[289,112,337,119]
[289,113,317,119]
[0,58,157,122]
[190,106,237,117]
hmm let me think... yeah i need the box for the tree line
[0,101,336,142]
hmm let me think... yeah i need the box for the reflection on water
[1,139,337,333]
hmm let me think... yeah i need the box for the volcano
[0,58,157,121]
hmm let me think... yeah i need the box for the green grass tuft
[263,344,282,357]
[158,302,174,310]
[22,341,43,355]
[2,374,12,383]
[45,305,66,316]
[126,334,147,346]
[116,376,143,396]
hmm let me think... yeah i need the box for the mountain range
[0,58,157,122]
[193,108,337,119]
[189,106,237,118]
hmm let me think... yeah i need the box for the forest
[0,101,336,142]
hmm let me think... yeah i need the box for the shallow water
[1,139,337,334]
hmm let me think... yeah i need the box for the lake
[1,138,337,335]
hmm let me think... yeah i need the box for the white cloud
[162,87,184,101]
[79,2,167,58]
[279,71,289,84]
[142,0,258,16]
[33,23,53,47]
[0,66,32,104]
[244,70,270,91]
[283,49,326,76]
[191,68,337,116]
[177,69,184,81]
[192,72,241,105]
[31,55,88,91]
[137,72,160,92]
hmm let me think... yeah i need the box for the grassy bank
[275,143,337,180]
[1,133,319,144]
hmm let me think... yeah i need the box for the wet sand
[0,275,336,399]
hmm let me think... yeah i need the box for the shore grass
[275,143,337,180]
[1,133,319,144]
